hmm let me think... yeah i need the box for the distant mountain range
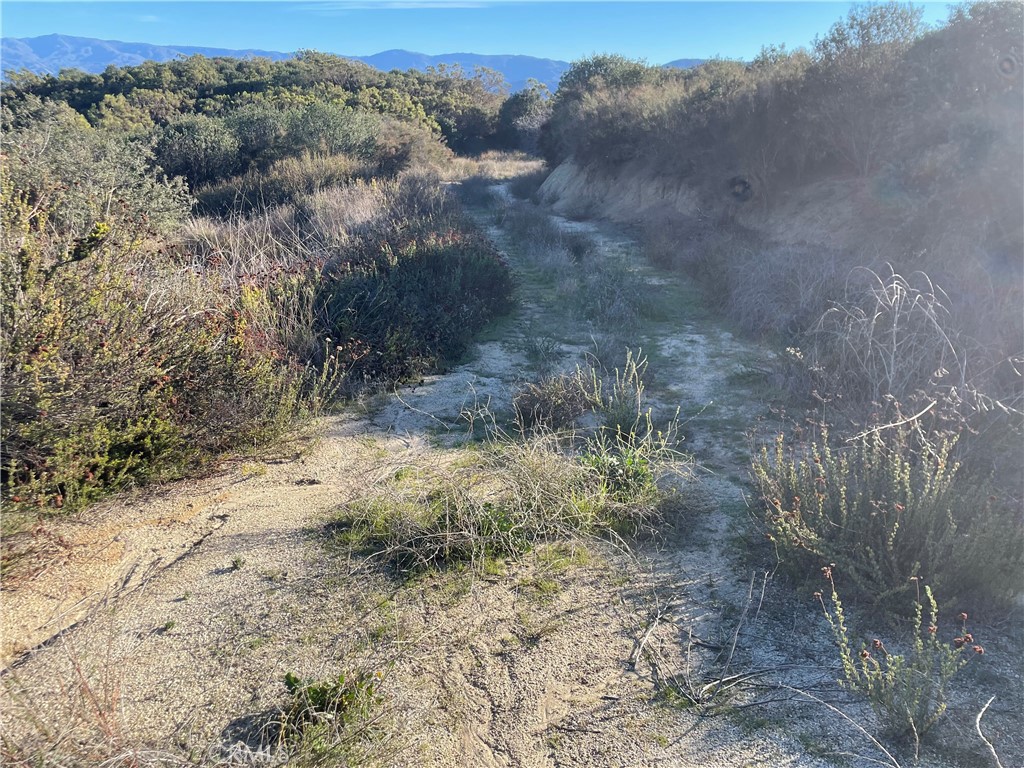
[1,34,291,73]
[663,58,706,70]
[357,49,573,92]
[1,34,704,92]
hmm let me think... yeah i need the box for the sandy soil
[2,179,1020,768]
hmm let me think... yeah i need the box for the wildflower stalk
[817,569,981,756]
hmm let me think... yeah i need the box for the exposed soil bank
[539,161,878,252]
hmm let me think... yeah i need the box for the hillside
[356,49,572,92]
[662,57,705,69]
[1,35,709,92]
[0,34,291,72]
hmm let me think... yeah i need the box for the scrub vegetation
[1,57,521,519]
[538,1,1023,610]
[1,2,1021,766]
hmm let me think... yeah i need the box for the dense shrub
[2,104,189,241]
[323,227,513,383]
[544,0,1022,279]
[223,102,290,169]
[1,51,511,161]
[2,109,512,518]
[497,82,551,152]
[189,173,515,389]
[1,118,326,514]
[154,114,241,188]
[197,116,450,215]
[284,102,380,159]
[753,424,1023,610]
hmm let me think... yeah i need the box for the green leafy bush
[753,424,1022,609]
[1,112,334,517]
[581,416,675,513]
[323,228,514,384]
[276,669,384,760]
[2,104,190,241]
[284,102,380,159]
[1,202,321,512]
[155,114,241,187]
[819,569,982,752]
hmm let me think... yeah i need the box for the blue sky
[2,1,952,63]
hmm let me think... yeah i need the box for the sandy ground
[2,181,1020,768]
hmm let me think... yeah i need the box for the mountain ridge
[2,34,705,91]
[1,34,573,91]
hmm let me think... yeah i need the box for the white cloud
[136,14,162,22]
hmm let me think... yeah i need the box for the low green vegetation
[331,426,679,575]
[331,348,684,577]
[274,669,386,764]
[335,348,684,577]
[819,568,983,757]
[753,424,1022,611]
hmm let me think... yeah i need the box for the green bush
[1,104,190,242]
[323,228,514,384]
[1,219,320,513]
[819,570,981,753]
[155,114,241,188]
[274,669,384,762]
[1,114,334,518]
[753,424,1022,609]
[284,102,380,159]
[224,102,290,170]
[581,413,677,516]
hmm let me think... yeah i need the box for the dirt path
[4,178,1014,768]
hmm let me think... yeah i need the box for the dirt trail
[7,179,1009,768]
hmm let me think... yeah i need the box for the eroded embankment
[538,160,874,252]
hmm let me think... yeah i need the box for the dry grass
[810,267,969,408]
[446,151,545,182]
[333,376,688,576]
